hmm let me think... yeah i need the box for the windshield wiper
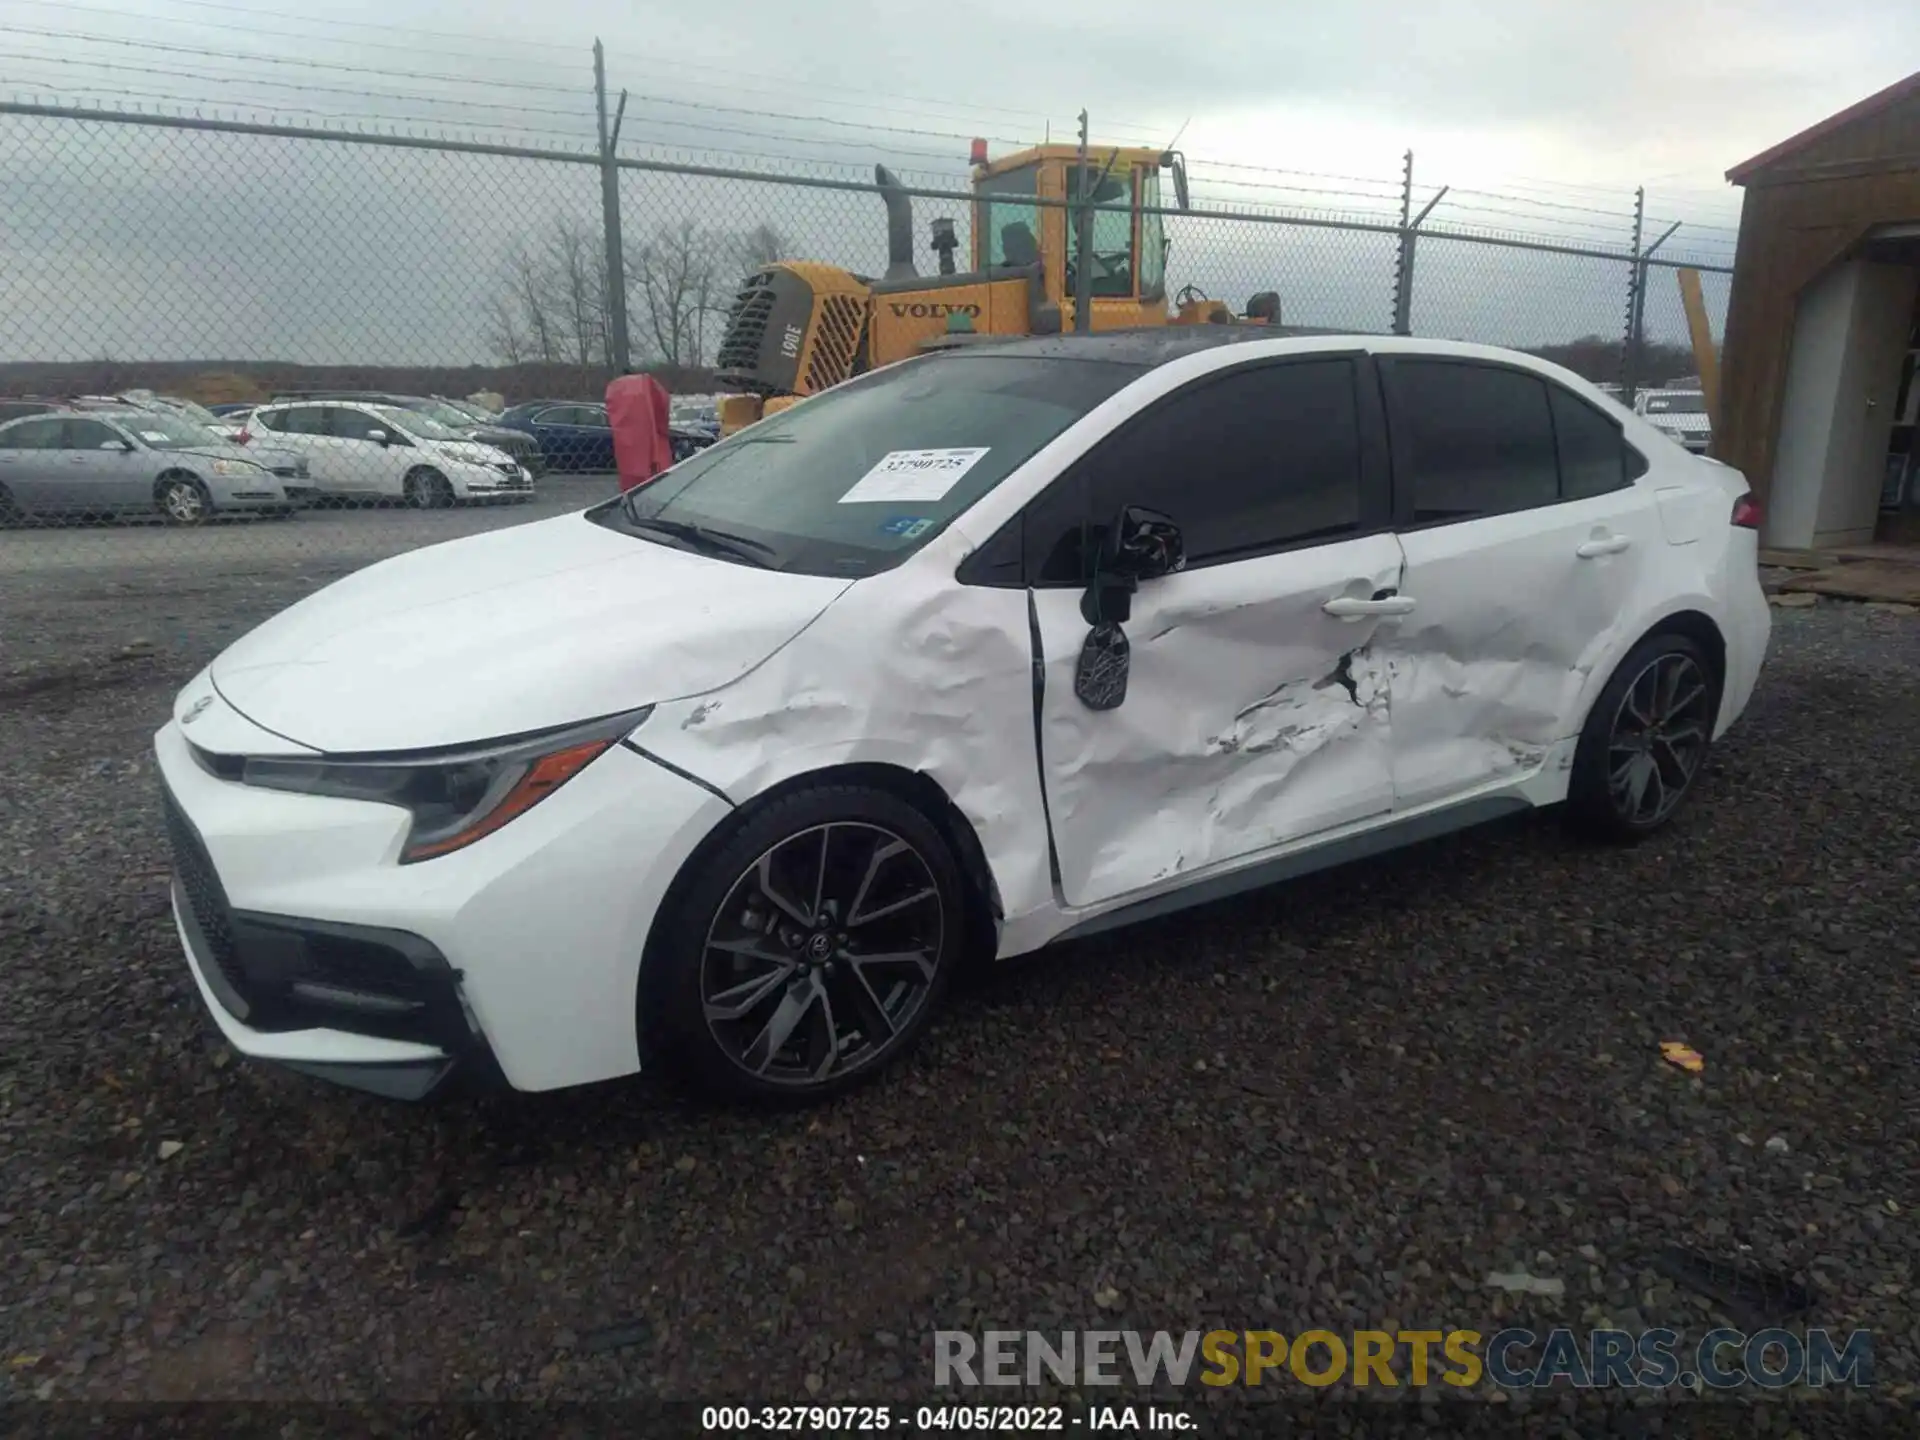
[625,514,779,568]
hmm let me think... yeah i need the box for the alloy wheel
[1606,652,1712,827]
[700,822,944,1088]
[160,480,206,524]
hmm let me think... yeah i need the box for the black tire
[1566,630,1720,841]
[156,474,211,526]
[639,783,967,1106]
[403,468,455,510]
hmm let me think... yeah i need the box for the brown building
[1719,72,1920,548]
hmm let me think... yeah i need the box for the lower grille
[162,789,246,1007]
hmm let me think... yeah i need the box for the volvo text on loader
[712,139,1282,434]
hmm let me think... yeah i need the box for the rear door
[0,415,69,510]
[62,417,151,509]
[1376,355,1665,809]
[530,405,586,469]
[253,406,332,487]
[1026,353,1406,908]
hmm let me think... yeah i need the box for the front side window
[1067,162,1136,298]
[976,164,1040,268]
[536,406,583,426]
[370,405,458,442]
[596,353,1145,578]
[64,419,126,450]
[1028,359,1366,583]
[1394,361,1559,521]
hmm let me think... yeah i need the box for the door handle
[1576,535,1632,558]
[1323,595,1417,619]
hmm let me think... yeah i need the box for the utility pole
[1073,110,1094,335]
[594,39,631,373]
[1390,150,1446,338]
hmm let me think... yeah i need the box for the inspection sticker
[838,447,988,504]
[879,516,935,538]
[140,432,170,443]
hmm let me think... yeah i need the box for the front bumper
[452,463,535,500]
[152,709,732,1096]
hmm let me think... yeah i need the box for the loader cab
[971,144,1182,331]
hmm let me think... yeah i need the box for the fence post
[1390,151,1446,337]
[594,39,632,373]
[1621,187,1646,404]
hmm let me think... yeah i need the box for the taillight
[1731,493,1762,529]
[236,429,251,445]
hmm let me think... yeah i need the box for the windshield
[124,414,227,450]
[1646,394,1706,415]
[374,404,462,442]
[597,354,1143,577]
[413,400,480,429]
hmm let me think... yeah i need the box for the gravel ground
[0,529,1915,1433]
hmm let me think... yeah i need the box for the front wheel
[640,785,967,1105]
[156,475,210,526]
[403,468,455,510]
[1566,632,1719,840]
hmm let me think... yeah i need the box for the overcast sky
[1,0,1910,365]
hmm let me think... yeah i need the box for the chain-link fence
[0,100,1733,581]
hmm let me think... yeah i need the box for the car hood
[169,443,264,465]
[206,512,852,752]
[428,438,514,464]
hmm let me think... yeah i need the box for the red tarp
[605,374,674,493]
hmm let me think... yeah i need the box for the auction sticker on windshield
[838,448,989,504]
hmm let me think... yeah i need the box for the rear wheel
[640,784,966,1105]
[156,475,210,526]
[1566,631,1719,840]
[403,468,454,510]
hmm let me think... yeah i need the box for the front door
[1026,353,1403,909]
[1376,356,1668,809]
[62,418,151,509]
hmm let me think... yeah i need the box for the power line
[3,50,596,118]
[0,24,592,94]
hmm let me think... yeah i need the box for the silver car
[0,410,290,525]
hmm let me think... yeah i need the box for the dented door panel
[1383,489,1665,810]
[1033,533,1407,909]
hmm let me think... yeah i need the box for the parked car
[498,398,714,472]
[1634,389,1712,453]
[244,401,532,506]
[495,399,618,473]
[154,330,1771,1106]
[208,402,259,418]
[271,392,545,477]
[0,410,290,524]
[72,397,317,501]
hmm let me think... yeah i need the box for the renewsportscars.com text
[934,1328,1873,1390]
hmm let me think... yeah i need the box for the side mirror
[366,428,390,447]
[1073,506,1184,711]
[105,439,133,452]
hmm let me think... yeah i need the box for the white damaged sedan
[156,331,1771,1104]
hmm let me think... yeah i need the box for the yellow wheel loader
[712,140,1280,435]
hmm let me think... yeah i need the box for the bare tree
[548,216,607,370]
[482,290,528,367]
[734,222,786,271]
[627,219,724,368]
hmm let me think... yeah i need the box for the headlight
[236,707,651,863]
[210,458,264,476]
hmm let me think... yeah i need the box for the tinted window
[600,354,1143,578]
[1031,359,1365,582]
[535,406,582,426]
[64,419,124,450]
[329,408,386,441]
[1550,386,1631,499]
[0,401,55,424]
[0,417,64,450]
[579,405,610,428]
[1396,361,1558,521]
